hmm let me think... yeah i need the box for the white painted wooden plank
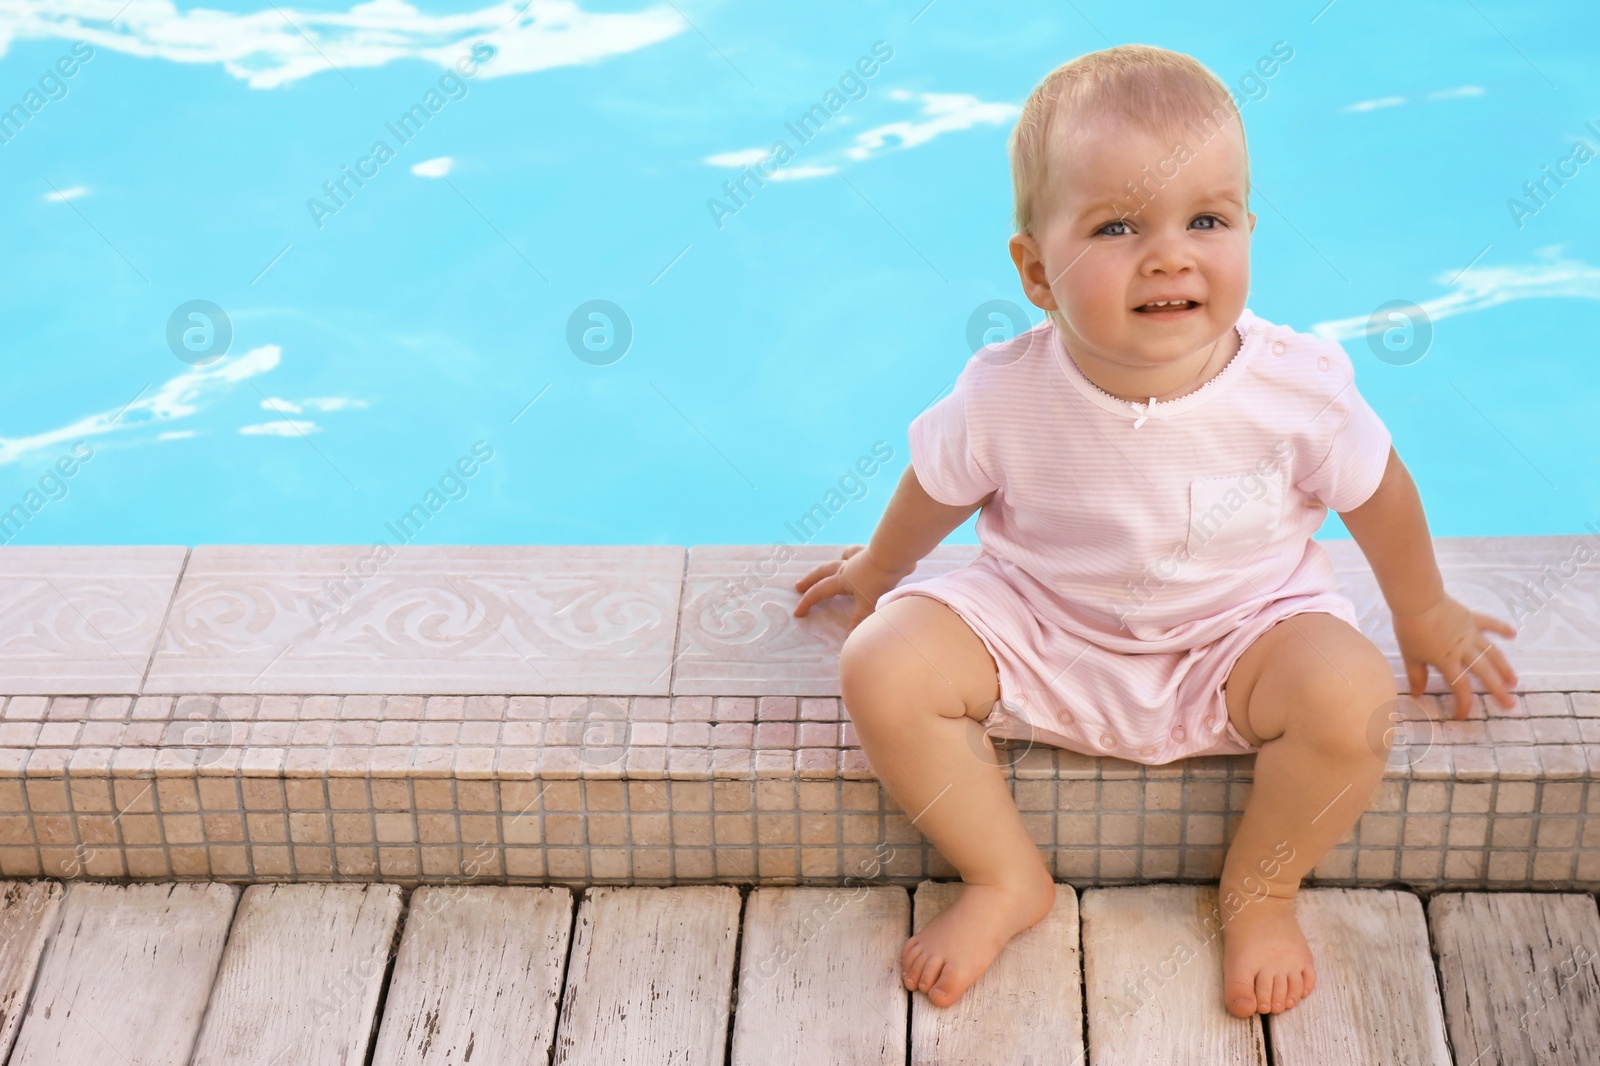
[1428,891,1600,1066]
[9,881,238,1066]
[1081,885,1266,1064]
[553,886,740,1066]
[370,886,575,1066]
[909,879,1084,1066]
[730,886,908,1066]
[190,882,403,1066]
[1268,888,1450,1065]
[0,880,65,1061]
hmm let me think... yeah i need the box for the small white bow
[1130,396,1158,429]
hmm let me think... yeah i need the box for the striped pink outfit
[874,308,1392,764]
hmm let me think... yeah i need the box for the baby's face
[1023,112,1255,369]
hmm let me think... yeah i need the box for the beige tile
[246,813,288,843]
[377,846,418,877]
[1327,535,1600,691]
[456,780,494,813]
[1486,850,1528,882]
[0,723,39,747]
[334,847,378,877]
[26,750,69,776]
[145,545,684,694]
[1535,745,1587,778]
[1543,781,1584,814]
[203,813,245,842]
[546,849,586,879]
[673,544,979,695]
[1491,816,1534,849]
[1536,818,1579,848]
[0,546,187,693]
[125,847,170,878]
[504,847,544,878]
[1451,746,1497,776]
[1530,851,1574,881]
[24,779,67,813]
[1,697,49,720]
[238,748,284,776]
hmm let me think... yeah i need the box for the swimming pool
[1,0,1595,547]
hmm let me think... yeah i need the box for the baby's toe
[928,963,970,1008]
[902,945,926,989]
[1285,969,1303,1007]
[901,944,919,979]
[1224,976,1257,1018]
[1255,971,1276,1015]
[918,956,945,994]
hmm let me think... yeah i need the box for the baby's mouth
[1133,299,1200,314]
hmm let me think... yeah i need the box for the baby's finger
[1444,660,1475,720]
[792,573,839,616]
[1481,643,1519,708]
[1472,611,1517,640]
[1484,642,1518,689]
[1471,648,1515,711]
[1404,658,1429,701]
[793,558,840,592]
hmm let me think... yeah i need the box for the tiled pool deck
[0,537,1596,891]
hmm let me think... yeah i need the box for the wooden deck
[0,879,1595,1065]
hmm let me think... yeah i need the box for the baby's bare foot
[1218,885,1316,1018]
[901,870,1056,1008]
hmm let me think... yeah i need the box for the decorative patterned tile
[0,546,187,694]
[144,546,685,695]
[1325,534,1600,692]
[672,544,981,696]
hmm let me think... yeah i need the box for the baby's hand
[792,545,911,634]
[1390,594,1518,719]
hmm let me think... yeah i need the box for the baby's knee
[838,607,977,726]
[840,613,926,718]
[1287,639,1398,756]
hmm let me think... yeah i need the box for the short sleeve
[907,367,1000,507]
[1297,342,1393,512]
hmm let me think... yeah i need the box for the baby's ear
[1007,232,1058,312]
[1247,211,1257,234]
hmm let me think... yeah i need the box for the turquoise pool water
[1,0,1596,548]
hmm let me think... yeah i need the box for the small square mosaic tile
[0,690,1595,891]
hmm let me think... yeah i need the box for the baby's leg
[839,594,1056,1008]
[1217,612,1397,1018]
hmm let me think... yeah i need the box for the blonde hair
[1008,45,1247,241]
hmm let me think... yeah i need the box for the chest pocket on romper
[1186,468,1285,559]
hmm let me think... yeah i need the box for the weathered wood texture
[910,879,1086,1066]
[1429,891,1600,1066]
[1269,888,1452,1065]
[190,882,403,1066]
[731,886,909,1066]
[1081,884,1267,1064]
[9,881,237,1066]
[553,885,741,1066]
[370,886,575,1066]
[0,881,63,1062]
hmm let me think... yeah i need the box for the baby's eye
[1096,219,1132,237]
[1190,214,1225,230]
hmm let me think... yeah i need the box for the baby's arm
[793,464,992,626]
[1337,446,1518,716]
[866,463,994,577]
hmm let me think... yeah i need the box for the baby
[793,44,1519,1019]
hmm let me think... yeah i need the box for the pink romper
[873,308,1393,764]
